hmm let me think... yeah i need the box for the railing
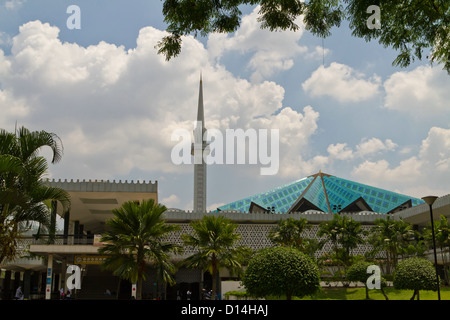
[19,234,95,246]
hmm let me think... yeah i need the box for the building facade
[1,76,448,300]
[1,175,448,299]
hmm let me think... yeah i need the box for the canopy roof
[217,171,424,214]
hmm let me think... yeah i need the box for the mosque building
[1,76,449,300]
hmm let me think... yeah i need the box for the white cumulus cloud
[302,62,381,103]
[356,138,398,157]
[352,127,450,197]
[0,20,320,185]
[383,65,450,117]
[207,6,307,83]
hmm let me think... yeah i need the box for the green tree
[269,217,324,262]
[393,257,439,300]
[268,217,310,248]
[0,126,70,264]
[302,237,326,263]
[346,261,372,299]
[368,217,415,274]
[99,199,181,300]
[157,0,449,73]
[242,246,321,300]
[424,215,450,284]
[318,214,365,268]
[346,261,389,300]
[181,215,251,300]
[347,261,389,300]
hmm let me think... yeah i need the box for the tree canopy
[181,215,251,300]
[268,217,310,248]
[242,246,320,300]
[157,0,450,73]
[317,214,366,267]
[99,199,181,299]
[0,126,70,264]
[393,257,439,300]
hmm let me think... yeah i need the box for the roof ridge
[308,170,333,178]
[319,173,332,213]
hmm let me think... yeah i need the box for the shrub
[393,257,439,300]
[241,246,320,300]
[224,291,250,300]
[347,261,388,299]
[347,261,373,284]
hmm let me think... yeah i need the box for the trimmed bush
[347,261,388,299]
[242,246,320,300]
[347,261,373,284]
[393,257,439,300]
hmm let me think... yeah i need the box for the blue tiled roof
[324,175,423,213]
[217,172,424,214]
[218,176,313,213]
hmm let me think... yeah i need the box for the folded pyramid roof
[217,171,424,214]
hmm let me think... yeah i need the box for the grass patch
[228,287,450,300]
[298,286,450,300]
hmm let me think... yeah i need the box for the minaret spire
[192,73,208,212]
[197,71,205,125]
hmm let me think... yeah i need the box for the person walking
[15,286,24,300]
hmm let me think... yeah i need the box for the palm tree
[268,217,325,261]
[318,214,366,267]
[268,217,310,248]
[368,218,396,274]
[368,217,414,274]
[424,215,450,284]
[181,215,251,300]
[317,215,366,285]
[0,126,70,264]
[99,199,181,300]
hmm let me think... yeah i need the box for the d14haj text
[181,304,268,317]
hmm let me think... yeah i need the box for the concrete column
[199,270,204,300]
[68,220,75,244]
[4,271,11,299]
[63,209,70,244]
[37,271,42,297]
[45,254,53,300]
[61,259,67,292]
[74,221,80,244]
[23,270,31,300]
[50,200,57,244]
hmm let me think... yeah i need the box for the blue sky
[1,0,449,211]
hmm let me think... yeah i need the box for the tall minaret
[192,73,208,212]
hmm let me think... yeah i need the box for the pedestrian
[66,288,71,300]
[15,286,24,300]
[186,290,191,300]
[201,288,207,300]
[60,287,65,299]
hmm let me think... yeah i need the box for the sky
[0,0,449,212]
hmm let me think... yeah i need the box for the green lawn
[297,286,450,300]
[226,286,450,300]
